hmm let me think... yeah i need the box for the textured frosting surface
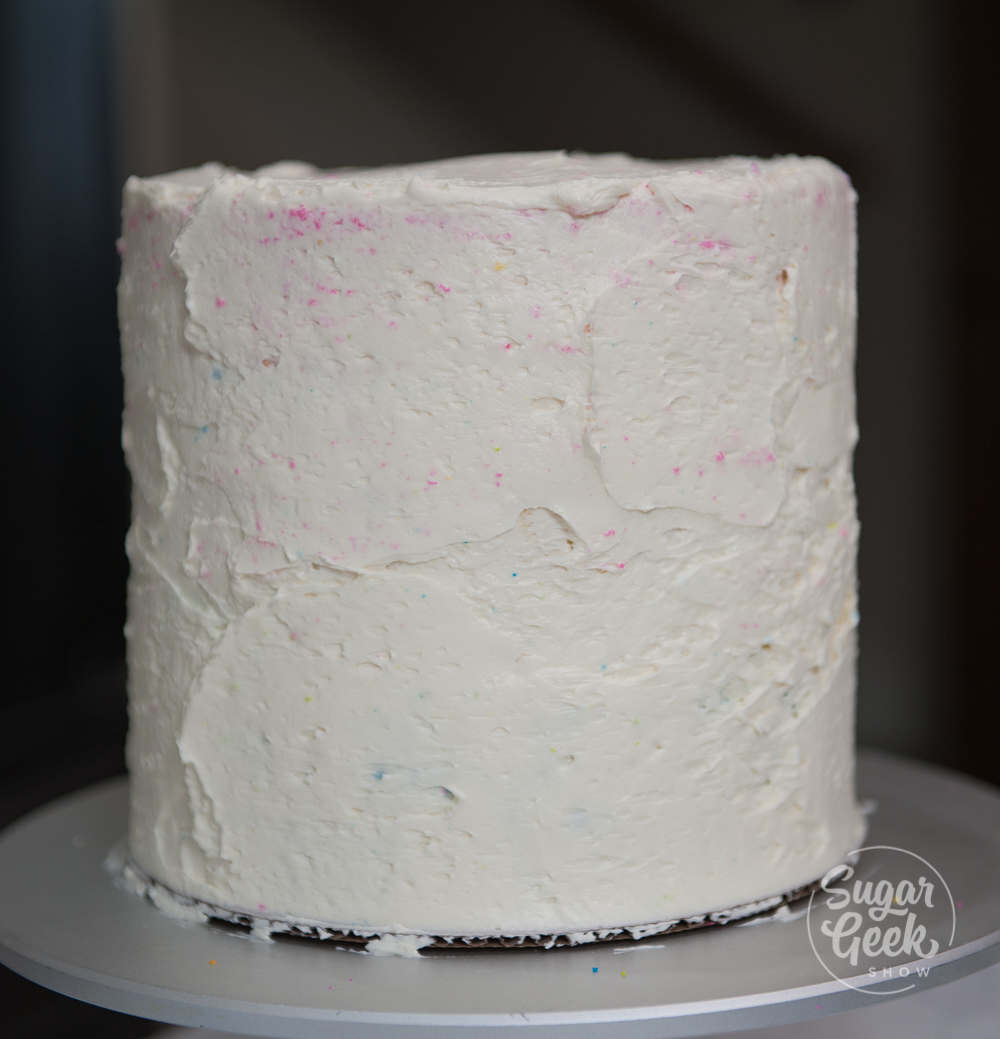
[119,151,864,936]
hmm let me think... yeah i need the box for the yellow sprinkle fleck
[620,970,626,978]
[305,696,312,703]
[495,262,506,271]
[550,747,557,753]
[209,959,217,966]
[494,446,501,453]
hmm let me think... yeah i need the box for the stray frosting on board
[119,151,864,939]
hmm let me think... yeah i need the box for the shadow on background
[1,0,996,1033]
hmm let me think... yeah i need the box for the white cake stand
[1,749,998,1038]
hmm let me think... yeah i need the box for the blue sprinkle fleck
[211,368,223,381]
[200,425,209,434]
[420,592,427,599]
[600,664,607,671]
[592,967,599,973]
[373,769,384,781]
[511,572,518,577]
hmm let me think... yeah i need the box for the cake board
[1,748,998,1038]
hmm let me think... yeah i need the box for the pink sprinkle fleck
[438,283,451,293]
[699,240,716,250]
[215,296,226,308]
[616,562,625,569]
[504,342,512,350]
[672,466,680,475]
[307,298,318,306]
[715,450,726,462]
[604,529,616,537]
[289,460,296,470]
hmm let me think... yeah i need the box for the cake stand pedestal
[2,749,998,1038]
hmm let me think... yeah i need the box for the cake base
[3,751,999,1037]
[117,853,823,952]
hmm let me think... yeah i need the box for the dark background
[1,0,997,1034]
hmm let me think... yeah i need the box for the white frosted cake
[118,152,864,946]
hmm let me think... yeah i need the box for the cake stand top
[1,749,998,1038]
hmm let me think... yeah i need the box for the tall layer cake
[119,152,864,942]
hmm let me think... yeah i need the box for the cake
[118,152,864,947]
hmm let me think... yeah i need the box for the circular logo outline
[806,844,956,995]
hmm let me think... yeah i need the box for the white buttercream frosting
[119,151,864,940]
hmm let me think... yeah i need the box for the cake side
[119,152,863,936]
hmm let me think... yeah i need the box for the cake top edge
[124,151,851,215]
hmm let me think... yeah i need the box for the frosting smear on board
[119,151,864,939]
